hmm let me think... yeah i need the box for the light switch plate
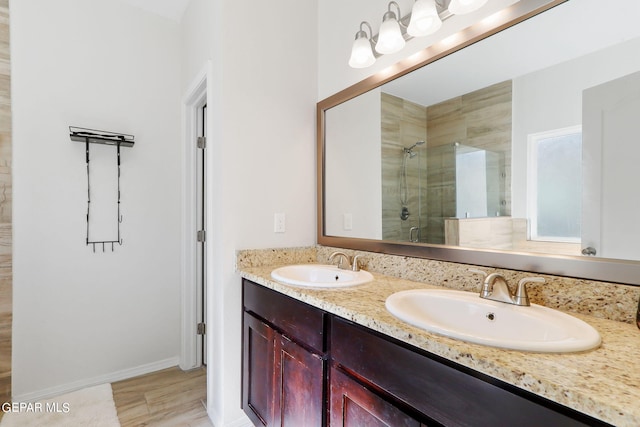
[274,213,286,233]
[343,213,353,230]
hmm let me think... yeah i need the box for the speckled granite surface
[237,246,640,427]
[237,246,640,324]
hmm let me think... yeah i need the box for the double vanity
[239,249,640,427]
[239,0,640,424]
[272,262,600,354]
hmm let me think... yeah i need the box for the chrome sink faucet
[329,251,351,270]
[329,252,363,271]
[470,269,545,306]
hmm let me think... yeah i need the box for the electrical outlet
[274,213,286,233]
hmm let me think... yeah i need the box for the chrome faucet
[329,251,351,270]
[471,269,545,306]
[329,251,363,271]
[351,255,362,272]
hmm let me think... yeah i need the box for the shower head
[406,140,425,151]
[403,140,425,157]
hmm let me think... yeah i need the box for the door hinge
[197,322,206,335]
[197,230,206,242]
[197,136,206,149]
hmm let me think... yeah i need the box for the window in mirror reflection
[527,126,582,243]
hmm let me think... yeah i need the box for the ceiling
[116,0,191,22]
[382,0,640,107]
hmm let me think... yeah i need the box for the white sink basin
[271,264,373,288]
[385,289,601,353]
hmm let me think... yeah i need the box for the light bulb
[407,0,442,37]
[375,11,405,54]
[448,0,489,15]
[349,31,376,68]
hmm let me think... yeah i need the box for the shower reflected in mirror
[399,140,425,226]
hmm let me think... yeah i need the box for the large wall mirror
[318,0,640,285]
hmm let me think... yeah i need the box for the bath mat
[0,383,120,427]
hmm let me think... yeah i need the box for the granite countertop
[239,265,640,427]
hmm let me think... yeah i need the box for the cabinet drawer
[330,316,608,427]
[243,279,326,353]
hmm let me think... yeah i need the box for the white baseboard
[13,357,180,402]
[207,407,252,427]
[224,414,253,427]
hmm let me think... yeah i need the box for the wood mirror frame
[317,0,640,286]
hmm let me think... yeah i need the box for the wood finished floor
[112,366,212,427]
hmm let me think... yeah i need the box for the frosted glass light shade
[448,0,489,15]
[407,0,442,37]
[349,32,376,68]
[375,11,405,54]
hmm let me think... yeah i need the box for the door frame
[181,61,212,370]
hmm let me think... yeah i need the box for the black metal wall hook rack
[70,126,134,147]
[70,126,135,252]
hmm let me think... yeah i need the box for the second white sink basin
[271,264,373,288]
[385,289,601,353]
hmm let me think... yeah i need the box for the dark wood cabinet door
[243,301,325,427]
[329,367,422,427]
[273,335,324,427]
[243,312,276,427]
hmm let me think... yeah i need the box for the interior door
[582,71,640,260]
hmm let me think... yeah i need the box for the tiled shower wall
[427,80,512,243]
[381,82,512,245]
[425,80,512,243]
[381,93,427,242]
[0,0,10,407]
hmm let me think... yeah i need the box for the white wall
[511,37,640,218]
[325,88,382,238]
[181,0,318,425]
[11,0,182,399]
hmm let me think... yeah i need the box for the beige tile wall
[445,217,517,250]
[426,80,512,243]
[0,0,10,408]
[381,81,512,245]
[380,93,427,242]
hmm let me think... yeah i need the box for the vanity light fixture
[348,0,492,68]
[407,0,443,37]
[349,22,377,68]
[448,0,489,15]
[375,2,406,54]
